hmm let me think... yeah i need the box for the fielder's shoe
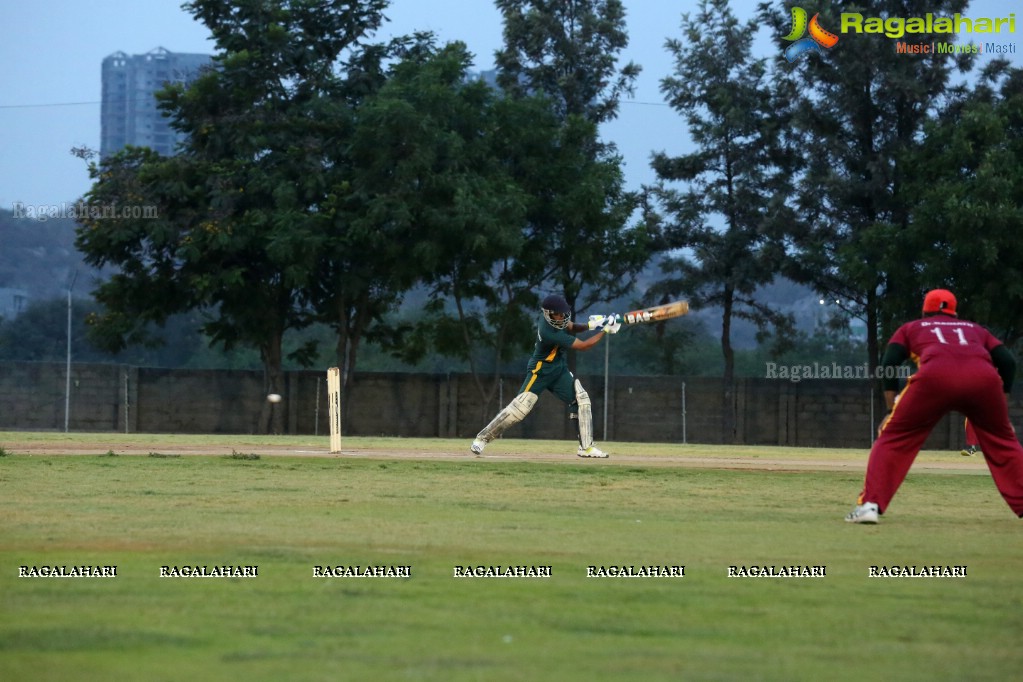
[577,445,609,459]
[470,439,486,456]
[844,502,879,524]
[960,445,978,457]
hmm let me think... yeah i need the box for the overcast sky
[0,1,1018,211]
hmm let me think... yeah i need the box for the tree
[76,0,390,433]
[0,298,88,363]
[758,0,975,372]
[495,0,640,124]
[311,39,536,419]
[397,88,551,417]
[494,0,651,353]
[903,62,1023,345]
[648,0,796,442]
[0,297,210,366]
[388,0,654,420]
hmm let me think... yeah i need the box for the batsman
[470,294,620,458]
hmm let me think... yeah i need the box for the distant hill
[0,208,101,303]
[614,256,831,349]
[0,206,843,347]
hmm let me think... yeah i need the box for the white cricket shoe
[577,445,609,459]
[470,439,486,456]
[844,502,879,524]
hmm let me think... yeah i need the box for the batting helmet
[922,289,957,316]
[541,294,571,329]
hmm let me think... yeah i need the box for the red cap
[922,289,957,316]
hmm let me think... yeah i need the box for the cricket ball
[267,393,282,403]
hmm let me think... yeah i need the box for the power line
[0,97,671,110]
[0,100,103,109]
[0,98,156,110]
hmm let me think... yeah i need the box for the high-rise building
[100,47,212,157]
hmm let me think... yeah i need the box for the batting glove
[587,314,608,330]
[602,314,622,334]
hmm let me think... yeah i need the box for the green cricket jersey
[521,314,578,398]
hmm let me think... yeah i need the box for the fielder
[470,294,619,458]
[846,289,1023,523]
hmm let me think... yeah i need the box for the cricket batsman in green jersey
[471,294,620,458]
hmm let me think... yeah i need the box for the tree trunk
[259,333,285,434]
[334,321,363,438]
[866,287,883,435]
[721,286,737,444]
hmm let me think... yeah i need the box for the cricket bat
[621,300,689,325]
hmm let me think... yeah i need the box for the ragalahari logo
[783,7,840,61]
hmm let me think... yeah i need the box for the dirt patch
[1,438,987,474]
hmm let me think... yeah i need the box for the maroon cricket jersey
[890,316,1003,372]
[863,314,1023,516]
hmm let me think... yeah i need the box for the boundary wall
[1,361,1012,450]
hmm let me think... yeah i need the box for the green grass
[1,436,1022,681]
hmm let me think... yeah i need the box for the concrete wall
[0,361,1015,450]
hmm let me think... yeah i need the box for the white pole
[64,271,76,433]
[870,387,875,444]
[682,381,687,445]
[124,370,129,434]
[603,336,610,441]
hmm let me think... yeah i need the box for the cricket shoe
[960,445,978,457]
[844,502,879,524]
[577,445,609,459]
[470,439,486,456]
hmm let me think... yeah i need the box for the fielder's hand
[602,314,622,334]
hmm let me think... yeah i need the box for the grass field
[1,433,1022,681]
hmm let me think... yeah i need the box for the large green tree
[77,0,390,432]
[758,0,975,371]
[397,0,654,419]
[313,40,536,417]
[494,0,650,336]
[397,91,552,414]
[495,0,640,123]
[903,61,1023,344]
[649,0,796,442]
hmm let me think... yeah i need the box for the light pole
[603,335,610,441]
[64,271,77,433]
